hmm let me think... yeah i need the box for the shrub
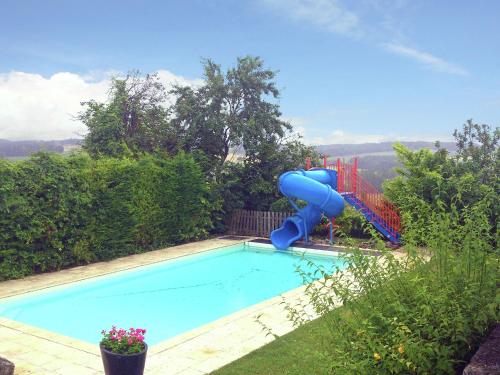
[0,152,212,280]
[312,206,368,239]
[0,153,93,278]
[287,197,499,374]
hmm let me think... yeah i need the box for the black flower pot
[100,343,147,375]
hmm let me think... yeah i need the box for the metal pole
[336,158,341,192]
[329,218,334,245]
[353,157,358,194]
[304,224,309,245]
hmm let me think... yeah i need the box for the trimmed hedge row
[0,152,211,280]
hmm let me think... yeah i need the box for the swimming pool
[0,243,346,345]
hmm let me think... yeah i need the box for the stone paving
[0,238,325,375]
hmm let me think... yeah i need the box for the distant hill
[316,141,456,159]
[1,138,456,190]
[0,139,83,158]
[315,141,457,189]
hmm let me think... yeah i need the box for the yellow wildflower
[374,352,381,361]
[398,344,405,354]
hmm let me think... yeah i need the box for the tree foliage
[169,56,293,172]
[80,57,297,168]
[79,57,315,227]
[453,119,499,186]
[79,72,170,157]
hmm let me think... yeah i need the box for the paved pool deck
[0,237,339,375]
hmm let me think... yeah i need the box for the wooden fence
[227,209,293,237]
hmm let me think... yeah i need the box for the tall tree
[79,71,169,157]
[168,56,291,171]
[453,119,499,186]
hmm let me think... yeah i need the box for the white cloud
[156,70,204,91]
[0,70,201,140]
[383,43,469,76]
[261,0,362,37]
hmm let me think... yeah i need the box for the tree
[453,119,499,187]
[79,71,170,157]
[78,57,316,228]
[168,56,317,219]
[240,135,317,211]
[168,56,291,173]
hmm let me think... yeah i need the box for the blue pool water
[0,244,346,345]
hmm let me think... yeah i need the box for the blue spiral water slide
[270,169,345,250]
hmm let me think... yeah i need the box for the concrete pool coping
[0,238,373,375]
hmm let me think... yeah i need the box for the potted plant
[100,326,147,375]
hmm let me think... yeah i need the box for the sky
[0,0,499,144]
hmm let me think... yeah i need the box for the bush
[287,197,499,374]
[0,152,211,280]
[0,153,94,278]
[383,138,498,246]
[311,206,368,239]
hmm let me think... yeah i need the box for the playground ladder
[306,157,401,244]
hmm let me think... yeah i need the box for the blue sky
[1,0,499,143]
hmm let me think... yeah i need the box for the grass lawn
[211,313,334,375]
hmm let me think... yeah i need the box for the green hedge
[0,152,211,280]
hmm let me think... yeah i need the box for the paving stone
[175,367,207,375]
[192,355,235,373]
[54,364,96,375]
[12,363,38,375]
[14,352,53,367]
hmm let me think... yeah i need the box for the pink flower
[101,325,147,353]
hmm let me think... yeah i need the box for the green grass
[211,313,334,375]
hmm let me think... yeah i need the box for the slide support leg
[304,220,310,245]
[327,217,335,245]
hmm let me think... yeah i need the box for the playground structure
[270,157,401,250]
